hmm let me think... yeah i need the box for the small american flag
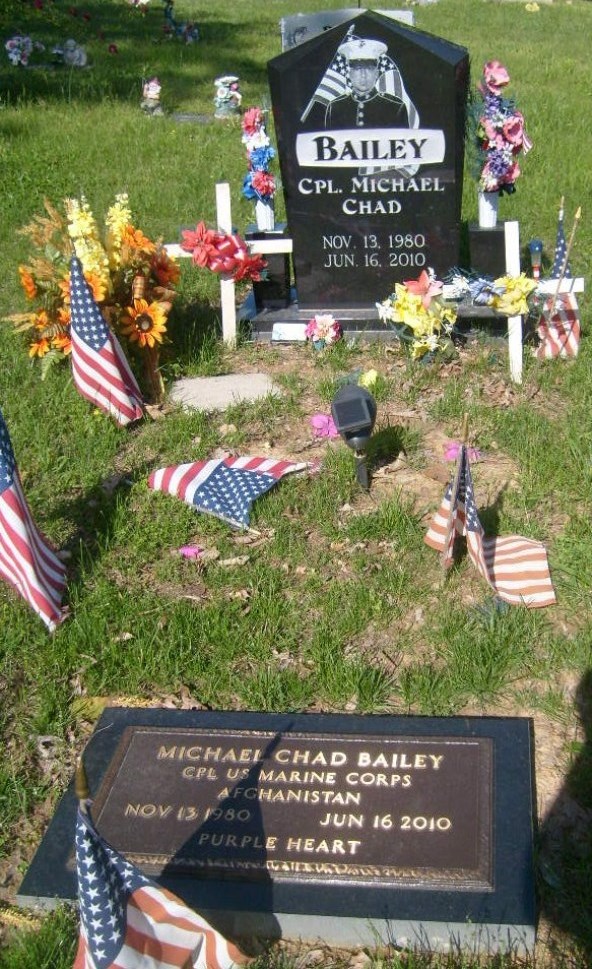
[69,257,144,426]
[425,446,556,608]
[149,456,308,529]
[536,293,580,359]
[0,407,66,631]
[550,205,572,279]
[74,806,246,969]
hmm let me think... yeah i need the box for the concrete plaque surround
[18,709,536,954]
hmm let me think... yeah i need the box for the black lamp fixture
[331,384,377,490]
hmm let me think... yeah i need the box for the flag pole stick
[548,206,581,316]
[440,414,468,570]
[75,756,90,815]
[461,412,469,446]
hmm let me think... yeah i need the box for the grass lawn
[1,0,591,966]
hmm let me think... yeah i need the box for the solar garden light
[331,384,377,491]
[528,238,543,280]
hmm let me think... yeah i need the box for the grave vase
[478,190,499,229]
[255,197,275,232]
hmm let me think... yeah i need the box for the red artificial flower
[233,250,267,283]
[180,221,219,268]
[479,60,510,97]
[108,43,118,53]
[242,107,263,136]
[82,11,91,20]
[251,170,276,198]
[503,112,525,148]
[34,1,44,9]
[208,234,242,275]
[404,269,443,309]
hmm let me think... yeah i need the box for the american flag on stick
[550,197,572,279]
[536,204,581,360]
[425,446,556,608]
[74,802,246,969]
[149,455,308,529]
[535,292,580,359]
[69,256,145,426]
[0,407,67,631]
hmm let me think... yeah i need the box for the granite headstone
[267,12,469,311]
[18,709,536,954]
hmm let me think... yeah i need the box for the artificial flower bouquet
[376,270,456,360]
[305,313,343,349]
[5,34,45,67]
[451,272,538,316]
[472,60,532,194]
[5,194,178,400]
[241,107,276,209]
[180,221,266,283]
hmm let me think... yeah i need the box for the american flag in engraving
[149,456,308,529]
[0,408,66,631]
[74,806,245,969]
[376,53,419,129]
[536,292,580,359]
[300,34,419,128]
[425,447,556,608]
[69,257,144,426]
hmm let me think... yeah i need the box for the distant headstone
[280,9,415,50]
[268,11,469,311]
[18,709,536,954]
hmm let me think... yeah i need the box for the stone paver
[168,373,281,411]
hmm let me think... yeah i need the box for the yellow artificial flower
[491,273,536,316]
[29,337,50,358]
[64,195,111,289]
[105,192,132,270]
[121,298,168,348]
[411,333,440,360]
[358,369,378,390]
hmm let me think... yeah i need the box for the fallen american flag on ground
[425,445,556,608]
[74,803,246,969]
[148,456,308,529]
[69,256,145,426]
[0,406,67,631]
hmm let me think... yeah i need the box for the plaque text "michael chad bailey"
[92,728,493,890]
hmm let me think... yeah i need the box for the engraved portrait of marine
[301,26,420,131]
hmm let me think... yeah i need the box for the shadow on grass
[366,424,405,470]
[538,668,592,963]
[162,298,227,379]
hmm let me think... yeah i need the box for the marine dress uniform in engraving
[301,28,420,132]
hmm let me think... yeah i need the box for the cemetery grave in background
[0,0,591,966]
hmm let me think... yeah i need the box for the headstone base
[468,223,507,278]
[239,293,393,342]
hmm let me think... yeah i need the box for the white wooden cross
[165,182,293,346]
[167,188,584,376]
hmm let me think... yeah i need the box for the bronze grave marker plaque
[18,709,535,953]
[92,726,493,889]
